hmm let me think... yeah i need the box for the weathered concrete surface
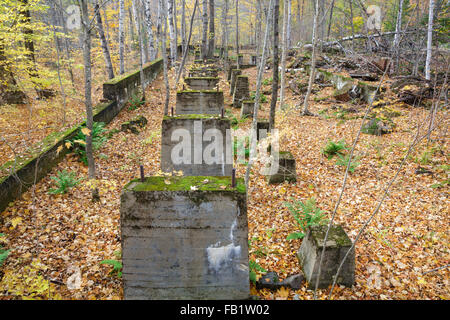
[233,76,250,108]
[184,77,219,90]
[229,69,242,95]
[120,176,249,300]
[297,224,355,289]
[176,90,224,115]
[256,120,269,141]
[267,151,297,184]
[161,115,232,176]
[241,100,255,118]
[188,68,219,78]
[103,58,163,107]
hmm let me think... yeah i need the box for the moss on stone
[185,77,220,81]
[177,89,222,94]
[104,58,163,85]
[163,114,223,120]
[310,224,352,247]
[125,176,246,193]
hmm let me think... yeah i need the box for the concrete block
[176,90,224,115]
[120,176,249,300]
[297,224,355,289]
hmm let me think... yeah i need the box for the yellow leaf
[65,142,72,149]
[81,128,91,136]
[10,217,22,229]
[56,145,63,155]
[417,278,427,285]
[164,179,171,185]
[74,139,86,145]
[276,286,290,299]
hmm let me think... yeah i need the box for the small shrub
[128,93,145,110]
[335,154,360,173]
[262,78,272,86]
[321,140,348,160]
[0,233,10,267]
[249,259,267,284]
[68,122,107,165]
[48,170,81,194]
[100,258,122,278]
[250,91,268,103]
[285,198,325,240]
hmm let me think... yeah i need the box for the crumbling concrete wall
[176,90,224,115]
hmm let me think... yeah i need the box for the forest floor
[0,53,448,300]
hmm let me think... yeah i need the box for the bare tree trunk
[174,0,178,59]
[80,0,99,201]
[245,0,274,188]
[349,0,355,52]
[269,0,280,132]
[201,0,208,59]
[286,0,292,48]
[181,0,186,55]
[168,0,177,64]
[326,0,336,41]
[302,0,319,116]
[94,0,115,79]
[119,0,125,74]
[222,0,229,61]
[144,0,157,61]
[158,0,170,114]
[207,0,215,57]
[256,0,262,57]
[134,0,146,101]
[235,0,239,64]
[425,0,434,80]
[175,0,199,84]
[279,0,289,111]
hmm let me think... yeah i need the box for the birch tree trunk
[286,0,292,49]
[425,0,434,80]
[80,0,99,201]
[268,0,280,132]
[94,0,115,79]
[134,0,146,101]
[207,0,215,57]
[144,0,157,61]
[302,0,319,116]
[245,0,274,188]
[201,0,208,59]
[256,0,262,56]
[221,0,229,61]
[326,0,336,41]
[279,0,289,112]
[349,0,355,52]
[235,0,240,67]
[158,0,170,114]
[119,0,125,74]
[175,0,199,84]
[168,0,177,64]
[393,0,404,48]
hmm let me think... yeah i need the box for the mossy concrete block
[229,69,242,94]
[240,100,256,118]
[184,77,219,90]
[232,76,250,108]
[176,90,224,115]
[256,120,269,141]
[161,115,232,176]
[120,176,249,300]
[267,151,297,184]
[121,115,148,134]
[188,68,219,78]
[103,58,163,107]
[297,224,355,289]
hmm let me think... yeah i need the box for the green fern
[100,259,123,278]
[322,140,348,160]
[284,198,325,241]
[48,170,81,195]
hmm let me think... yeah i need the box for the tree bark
[425,0,434,80]
[201,0,208,59]
[181,0,186,55]
[279,0,289,112]
[94,0,115,79]
[269,0,280,132]
[235,0,239,65]
[207,0,215,57]
[144,0,157,61]
[119,0,125,74]
[302,0,319,116]
[168,0,177,64]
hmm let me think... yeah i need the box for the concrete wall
[232,76,250,108]
[103,58,163,107]
[161,115,232,176]
[176,91,224,115]
[184,77,219,90]
[120,177,249,299]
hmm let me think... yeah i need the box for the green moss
[311,224,352,247]
[177,89,222,94]
[125,176,246,193]
[237,75,248,78]
[185,77,220,80]
[163,114,223,120]
[278,151,294,159]
[104,58,162,85]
